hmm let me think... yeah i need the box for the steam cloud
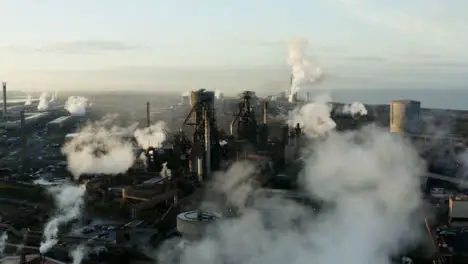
[134,121,167,150]
[157,114,425,264]
[62,120,135,179]
[288,94,336,137]
[37,92,50,111]
[287,38,323,103]
[24,95,32,106]
[0,232,7,256]
[161,162,172,180]
[70,244,88,264]
[40,184,86,254]
[215,89,223,100]
[341,102,368,116]
[65,96,89,116]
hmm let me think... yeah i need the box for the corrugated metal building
[47,116,74,130]
[3,112,52,130]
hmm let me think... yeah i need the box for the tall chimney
[20,110,26,174]
[2,82,7,117]
[204,108,211,178]
[307,92,310,102]
[146,102,150,127]
[263,101,268,124]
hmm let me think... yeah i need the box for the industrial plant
[0,78,468,264]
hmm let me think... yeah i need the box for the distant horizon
[4,88,468,111]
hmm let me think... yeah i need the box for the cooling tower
[389,100,421,134]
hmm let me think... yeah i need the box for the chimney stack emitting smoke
[146,102,151,128]
[287,38,323,104]
[2,82,7,118]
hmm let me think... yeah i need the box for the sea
[302,89,468,111]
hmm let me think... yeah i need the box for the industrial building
[390,100,421,134]
[47,116,75,130]
[4,82,468,264]
[3,112,53,130]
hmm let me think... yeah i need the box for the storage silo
[389,100,421,134]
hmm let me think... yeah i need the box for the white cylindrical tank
[389,100,421,134]
[176,210,222,240]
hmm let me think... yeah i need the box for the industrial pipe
[230,115,239,135]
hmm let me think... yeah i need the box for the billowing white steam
[37,92,50,111]
[62,122,135,179]
[24,95,32,106]
[215,89,223,100]
[40,184,86,254]
[157,124,425,264]
[49,90,58,102]
[65,96,89,116]
[341,102,368,116]
[161,162,172,180]
[289,94,336,137]
[134,121,167,150]
[70,244,88,264]
[287,38,323,103]
[0,232,7,255]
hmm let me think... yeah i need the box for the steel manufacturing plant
[3,78,468,264]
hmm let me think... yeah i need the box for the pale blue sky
[0,0,467,92]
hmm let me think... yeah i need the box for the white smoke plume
[24,95,32,106]
[62,120,135,179]
[156,125,426,264]
[40,184,86,254]
[215,89,223,100]
[37,92,50,111]
[134,121,167,150]
[213,161,258,210]
[341,102,368,116]
[161,162,172,180]
[0,232,7,256]
[70,244,88,264]
[288,94,336,137]
[65,96,89,116]
[287,38,323,103]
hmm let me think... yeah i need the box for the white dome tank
[176,210,221,239]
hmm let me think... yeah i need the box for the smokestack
[2,82,7,118]
[204,108,211,178]
[263,101,268,124]
[20,111,26,175]
[290,73,293,86]
[307,92,310,102]
[146,102,150,128]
